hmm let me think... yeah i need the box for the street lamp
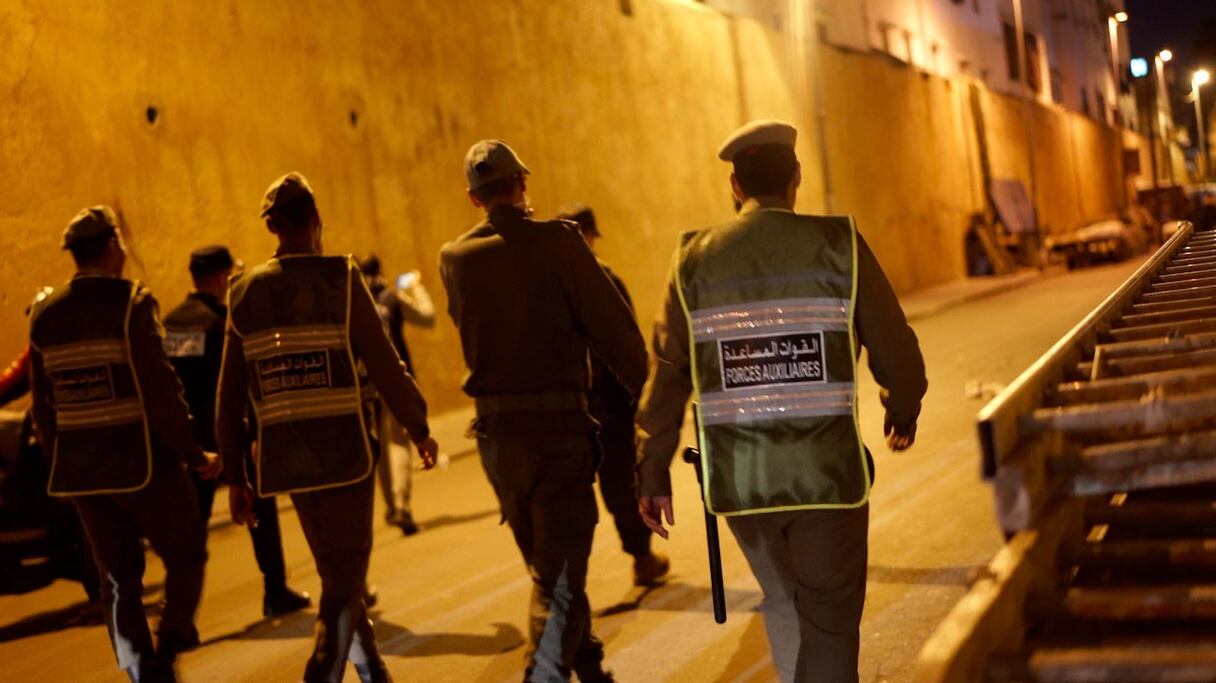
[1156,50,1175,187]
[1195,69,1211,181]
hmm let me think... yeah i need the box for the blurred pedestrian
[28,206,220,681]
[163,245,311,616]
[357,254,436,536]
[555,203,669,586]
[440,141,647,682]
[217,173,439,683]
[635,122,928,683]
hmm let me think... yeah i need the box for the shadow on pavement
[866,564,979,587]
[379,621,524,657]
[0,600,103,642]
[415,509,499,533]
[598,581,762,616]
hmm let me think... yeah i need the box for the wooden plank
[1086,500,1216,528]
[1029,646,1216,683]
[1062,583,1216,620]
[913,500,1085,683]
[1076,430,1216,470]
[1106,317,1216,342]
[993,434,1059,533]
[1052,367,1216,405]
[1074,538,1216,571]
[1030,390,1216,435]
[1070,458,1216,497]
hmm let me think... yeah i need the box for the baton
[683,408,726,623]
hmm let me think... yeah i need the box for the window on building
[1081,87,1090,117]
[1024,33,1042,94]
[1003,22,1020,82]
[973,0,980,13]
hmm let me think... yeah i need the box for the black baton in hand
[683,425,727,623]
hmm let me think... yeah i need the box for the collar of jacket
[72,267,119,280]
[739,195,795,216]
[487,203,528,226]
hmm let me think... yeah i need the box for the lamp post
[1108,11,1128,124]
[1157,50,1176,187]
[1195,69,1211,181]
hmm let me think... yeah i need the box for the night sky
[1125,0,1216,138]
[1125,0,1216,79]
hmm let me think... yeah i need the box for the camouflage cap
[260,172,315,217]
[464,139,530,191]
[61,205,119,250]
[716,120,798,162]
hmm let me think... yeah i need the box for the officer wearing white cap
[635,121,928,682]
[440,141,648,682]
[216,173,439,683]
[28,205,221,681]
[163,245,311,618]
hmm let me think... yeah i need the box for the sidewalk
[900,268,1057,322]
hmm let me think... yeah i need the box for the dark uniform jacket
[439,205,648,435]
[588,262,637,428]
[635,197,929,497]
[162,292,225,452]
[28,272,206,471]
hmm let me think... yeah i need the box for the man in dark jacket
[163,245,310,617]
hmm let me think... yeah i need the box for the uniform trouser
[73,463,207,677]
[290,475,384,683]
[190,471,289,593]
[725,505,869,683]
[477,433,603,682]
[594,418,652,559]
[376,404,414,520]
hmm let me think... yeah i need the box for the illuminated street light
[1114,11,1128,23]
[1160,49,1173,63]
[1194,69,1211,180]
[1130,58,1148,79]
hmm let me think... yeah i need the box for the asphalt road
[0,258,1145,683]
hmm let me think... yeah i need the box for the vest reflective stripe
[676,211,869,516]
[31,280,154,497]
[56,398,145,429]
[689,297,850,338]
[699,382,854,425]
[41,340,128,369]
[229,255,374,496]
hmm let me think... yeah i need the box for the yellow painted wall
[0,0,1134,412]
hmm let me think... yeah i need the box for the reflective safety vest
[228,255,374,496]
[29,278,154,497]
[676,209,869,516]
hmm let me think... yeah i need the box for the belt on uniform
[474,391,589,415]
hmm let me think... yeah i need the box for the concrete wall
[0,0,1135,412]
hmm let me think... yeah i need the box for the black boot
[354,658,394,683]
[263,585,311,617]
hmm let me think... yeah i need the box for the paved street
[0,259,1145,683]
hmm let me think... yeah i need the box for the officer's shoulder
[794,213,855,232]
[532,217,581,239]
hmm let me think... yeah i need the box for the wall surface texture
[0,0,1139,412]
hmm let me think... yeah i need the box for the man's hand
[639,496,675,539]
[884,414,917,452]
[415,436,439,470]
[229,484,259,528]
[194,452,223,480]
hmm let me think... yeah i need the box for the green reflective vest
[228,255,374,496]
[676,208,869,516]
[29,278,154,497]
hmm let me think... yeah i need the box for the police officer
[162,245,311,616]
[555,203,669,587]
[635,122,928,683]
[28,206,220,682]
[356,254,436,536]
[216,173,439,683]
[440,141,648,682]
